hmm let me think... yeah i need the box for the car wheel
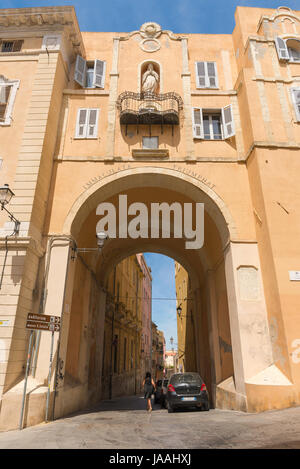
[167,402,174,413]
[201,402,210,411]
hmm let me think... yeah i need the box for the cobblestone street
[0,395,300,449]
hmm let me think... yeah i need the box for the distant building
[136,254,152,378]
[165,350,179,376]
[174,261,197,372]
[101,255,144,399]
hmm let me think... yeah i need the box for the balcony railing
[117,91,183,126]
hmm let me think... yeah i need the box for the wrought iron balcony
[117,91,183,126]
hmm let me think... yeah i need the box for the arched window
[287,39,300,62]
[275,37,300,62]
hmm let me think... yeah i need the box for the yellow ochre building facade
[0,5,300,430]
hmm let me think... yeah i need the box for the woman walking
[142,372,156,412]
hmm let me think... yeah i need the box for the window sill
[132,148,169,158]
[192,89,236,96]
[63,89,109,95]
[73,137,99,140]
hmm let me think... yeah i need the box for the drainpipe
[109,266,116,400]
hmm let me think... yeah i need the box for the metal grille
[117,91,183,125]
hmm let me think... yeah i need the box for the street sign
[27,313,60,324]
[26,313,61,332]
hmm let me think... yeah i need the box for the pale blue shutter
[222,104,235,138]
[291,88,300,121]
[93,60,106,88]
[74,55,87,87]
[195,62,206,88]
[275,37,289,61]
[192,108,204,139]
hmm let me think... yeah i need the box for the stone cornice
[0,6,84,57]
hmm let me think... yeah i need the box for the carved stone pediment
[0,6,84,57]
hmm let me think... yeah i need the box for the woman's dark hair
[145,371,151,378]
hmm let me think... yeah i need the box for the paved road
[0,394,300,449]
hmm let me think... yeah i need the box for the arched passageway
[32,167,277,420]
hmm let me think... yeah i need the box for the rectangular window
[0,40,23,53]
[75,108,99,138]
[142,136,158,149]
[74,55,106,89]
[192,106,235,140]
[203,114,222,140]
[195,61,218,89]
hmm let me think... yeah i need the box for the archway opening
[63,170,235,411]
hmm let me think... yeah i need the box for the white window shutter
[192,107,204,139]
[206,62,218,88]
[222,104,235,138]
[291,88,300,121]
[275,37,289,61]
[87,109,99,138]
[93,60,106,88]
[75,109,88,138]
[195,62,206,88]
[0,85,7,105]
[74,55,87,87]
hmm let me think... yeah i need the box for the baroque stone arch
[63,166,238,246]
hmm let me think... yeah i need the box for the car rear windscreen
[170,374,202,385]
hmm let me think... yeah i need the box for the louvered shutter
[275,37,289,61]
[75,109,88,138]
[74,55,87,87]
[0,85,7,105]
[291,88,300,121]
[222,104,235,138]
[93,60,106,88]
[192,107,204,139]
[195,62,206,88]
[206,62,218,88]
[87,109,99,138]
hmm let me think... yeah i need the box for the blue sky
[143,253,178,351]
[3,1,300,34]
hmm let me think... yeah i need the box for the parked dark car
[154,379,163,403]
[166,372,209,413]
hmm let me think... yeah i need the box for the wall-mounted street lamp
[0,184,20,235]
[71,231,109,260]
[176,304,182,318]
[96,231,108,250]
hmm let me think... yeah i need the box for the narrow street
[0,395,300,449]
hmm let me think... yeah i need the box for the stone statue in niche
[142,64,159,94]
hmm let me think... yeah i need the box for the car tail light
[168,384,176,392]
[200,383,207,391]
